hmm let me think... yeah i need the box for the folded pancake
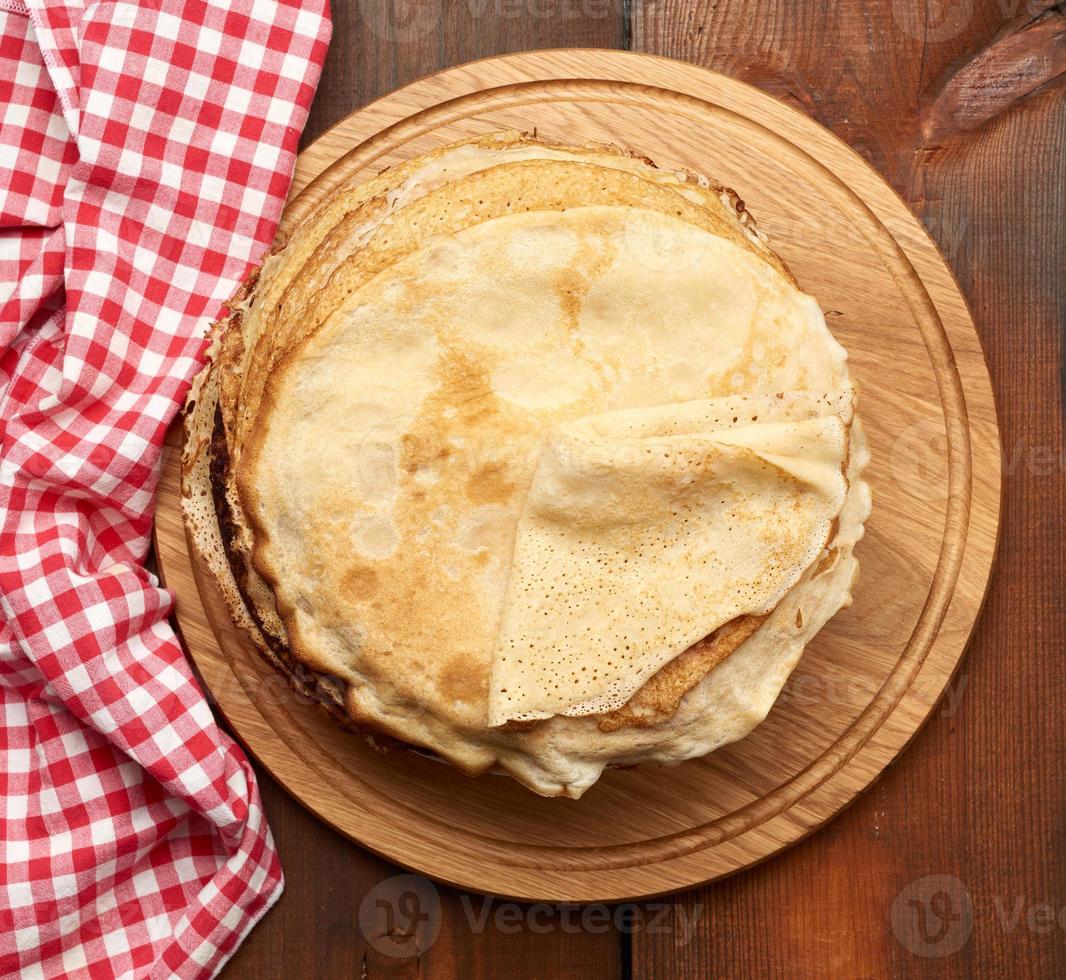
[490,393,852,725]
[182,131,871,798]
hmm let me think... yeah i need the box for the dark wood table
[216,2,1066,976]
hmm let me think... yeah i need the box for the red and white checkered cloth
[0,1,330,976]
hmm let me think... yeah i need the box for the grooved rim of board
[155,50,1001,902]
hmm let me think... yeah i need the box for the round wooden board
[155,50,1001,902]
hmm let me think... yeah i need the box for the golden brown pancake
[182,132,871,798]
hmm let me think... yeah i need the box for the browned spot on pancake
[402,432,451,474]
[596,614,767,732]
[501,717,540,732]
[550,236,614,346]
[438,653,488,704]
[341,564,379,600]
[398,349,505,514]
[554,269,585,329]
[438,349,498,426]
[397,345,532,528]
[466,460,515,504]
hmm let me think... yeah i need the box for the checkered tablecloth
[0,1,330,976]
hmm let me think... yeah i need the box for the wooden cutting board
[154,50,1000,903]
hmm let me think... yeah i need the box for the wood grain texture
[922,3,1066,142]
[302,0,625,147]
[159,2,1063,976]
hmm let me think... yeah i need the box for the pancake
[183,132,871,798]
[490,392,853,725]
[213,132,801,652]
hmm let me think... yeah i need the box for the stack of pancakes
[183,131,870,798]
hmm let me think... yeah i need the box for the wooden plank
[216,763,627,978]
[632,1,1066,976]
[302,0,626,147]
